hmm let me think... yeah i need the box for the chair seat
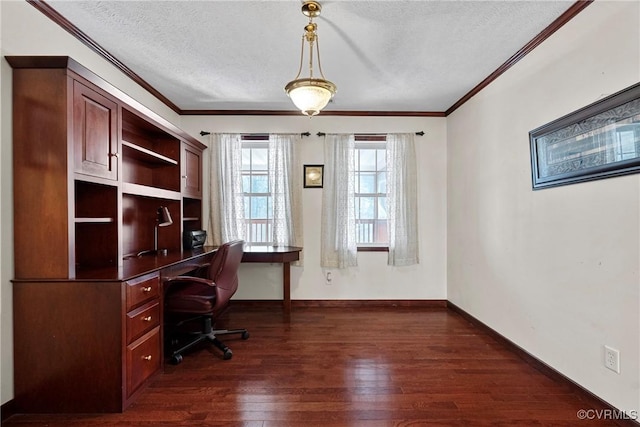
[164,239,246,363]
[165,282,216,314]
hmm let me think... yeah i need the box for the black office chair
[164,240,249,364]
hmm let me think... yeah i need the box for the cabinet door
[73,81,119,181]
[182,143,202,198]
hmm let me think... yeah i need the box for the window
[241,139,273,245]
[354,139,388,246]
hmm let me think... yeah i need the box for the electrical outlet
[325,271,332,285]
[604,345,620,374]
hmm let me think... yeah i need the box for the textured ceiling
[45,0,578,114]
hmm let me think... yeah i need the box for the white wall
[447,0,640,414]
[180,115,448,301]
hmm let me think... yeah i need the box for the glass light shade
[285,78,336,116]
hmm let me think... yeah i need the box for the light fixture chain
[315,34,326,80]
[293,35,305,80]
[308,23,315,79]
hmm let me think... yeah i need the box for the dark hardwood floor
[3,306,634,426]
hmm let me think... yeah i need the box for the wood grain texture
[5,306,635,426]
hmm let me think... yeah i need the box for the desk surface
[14,245,303,284]
[11,248,217,282]
[242,245,302,263]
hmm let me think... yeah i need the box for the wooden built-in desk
[241,246,303,314]
[12,248,217,414]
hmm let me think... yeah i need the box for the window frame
[241,137,273,246]
[354,136,389,251]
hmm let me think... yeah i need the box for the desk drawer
[126,301,160,343]
[126,272,160,310]
[126,327,160,397]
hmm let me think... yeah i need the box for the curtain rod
[316,131,424,137]
[199,131,311,137]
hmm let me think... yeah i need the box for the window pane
[242,175,251,193]
[359,173,376,194]
[251,196,269,219]
[356,221,374,244]
[252,148,268,170]
[242,149,251,170]
[378,196,387,219]
[359,149,376,171]
[377,171,386,193]
[358,197,375,219]
[252,175,269,193]
[375,219,388,244]
[377,149,386,171]
[243,196,251,218]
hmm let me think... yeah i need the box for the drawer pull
[142,316,152,322]
[142,286,152,293]
[142,355,152,361]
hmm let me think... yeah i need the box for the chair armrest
[164,276,216,287]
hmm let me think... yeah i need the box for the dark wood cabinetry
[8,56,207,413]
[73,80,119,181]
[182,142,203,198]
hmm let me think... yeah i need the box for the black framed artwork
[529,82,640,190]
[303,164,324,188]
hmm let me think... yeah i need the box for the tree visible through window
[355,140,388,246]
[241,140,273,245]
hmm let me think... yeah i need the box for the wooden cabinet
[73,80,119,181]
[182,142,203,198]
[8,56,207,413]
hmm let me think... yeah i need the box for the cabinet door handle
[182,175,187,179]
[109,152,119,158]
[142,355,152,361]
[142,286,152,293]
[142,316,152,322]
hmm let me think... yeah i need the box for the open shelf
[122,140,178,166]
[75,217,115,224]
[74,181,118,270]
[122,182,181,200]
[183,197,202,233]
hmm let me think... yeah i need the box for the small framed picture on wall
[303,164,324,188]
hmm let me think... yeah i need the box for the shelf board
[75,217,115,223]
[183,217,200,221]
[122,140,178,166]
[122,182,181,200]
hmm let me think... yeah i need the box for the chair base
[166,316,249,364]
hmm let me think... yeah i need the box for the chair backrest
[208,240,245,317]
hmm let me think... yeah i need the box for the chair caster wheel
[170,354,183,365]
[223,349,233,360]
[242,331,250,340]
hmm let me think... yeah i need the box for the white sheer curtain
[269,134,303,253]
[208,133,245,245]
[208,133,302,256]
[386,133,419,266]
[321,134,358,268]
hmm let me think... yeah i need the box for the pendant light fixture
[285,1,336,117]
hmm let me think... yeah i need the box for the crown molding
[180,109,446,117]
